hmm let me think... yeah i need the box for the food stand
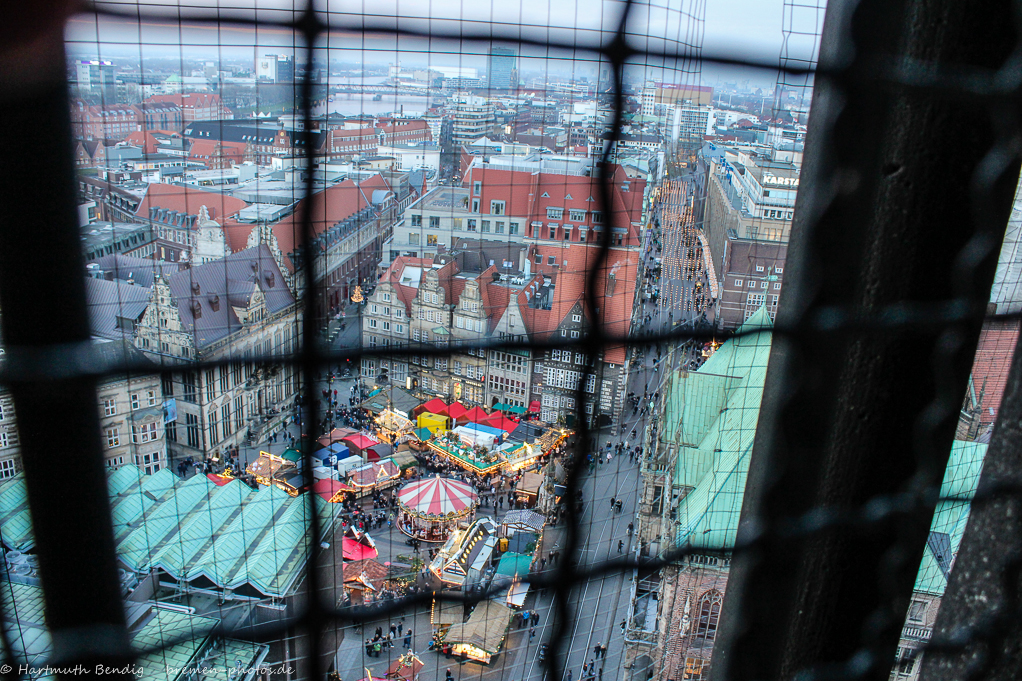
[246,451,296,489]
[428,433,505,475]
[376,408,414,444]
[348,459,401,494]
[513,471,544,506]
[342,526,378,561]
[442,600,513,664]
[416,412,449,434]
[385,652,424,681]
[397,475,478,543]
[342,558,389,605]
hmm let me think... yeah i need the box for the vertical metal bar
[0,19,133,678]
[921,328,1022,680]
[711,0,1019,679]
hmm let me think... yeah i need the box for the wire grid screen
[1,0,1016,680]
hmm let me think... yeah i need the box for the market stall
[446,402,469,426]
[416,412,449,434]
[503,442,543,473]
[311,478,354,503]
[342,558,389,605]
[366,442,394,462]
[513,471,544,506]
[429,432,505,475]
[342,433,380,458]
[415,398,449,418]
[481,411,519,433]
[348,459,401,493]
[397,475,478,543]
[342,526,378,561]
[318,427,358,449]
[442,600,513,664]
[500,509,545,536]
[452,423,505,450]
[375,408,414,444]
[462,406,490,424]
[385,652,424,681]
[246,452,296,488]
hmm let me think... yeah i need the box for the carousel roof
[398,476,478,516]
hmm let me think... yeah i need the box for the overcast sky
[67,0,825,86]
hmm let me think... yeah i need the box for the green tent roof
[281,448,303,462]
[414,427,433,441]
[495,552,532,578]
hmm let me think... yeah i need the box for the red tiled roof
[271,174,392,272]
[379,256,433,316]
[220,218,255,253]
[135,183,249,222]
[123,130,163,154]
[464,164,645,244]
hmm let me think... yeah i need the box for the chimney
[264,270,275,288]
[190,300,202,319]
[192,281,201,295]
[209,294,220,312]
[605,272,616,297]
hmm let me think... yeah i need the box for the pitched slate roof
[162,244,294,349]
[85,275,154,340]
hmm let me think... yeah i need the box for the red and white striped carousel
[397,475,479,543]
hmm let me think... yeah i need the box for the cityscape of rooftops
[0,1,1019,680]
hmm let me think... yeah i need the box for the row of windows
[101,390,158,416]
[104,421,160,447]
[734,280,783,290]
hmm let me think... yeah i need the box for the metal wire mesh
[2,1,1022,681]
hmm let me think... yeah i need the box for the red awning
[207,473,233,486]
[342,433,379,450]
[342,534,379,561]
[528,400,541,413]
[487,416,520,433]
[420,398,449,415]
[446,402,468,420]
[311,478,353,502]
[463,406,490,423]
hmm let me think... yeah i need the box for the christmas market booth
[414,397,449,418]
[348,459,401,495]
[500,509,545,537]
[311,478,354,503]
[428,517,499,588]
[318,427,358,449]
[385,652,424,681]
[416,412,449,434]
[342,433,380,458]
[503,442,544,473]
[374,408,414,444]
[397,475,478,543]
[246,451,296,489]
[428,431,505,475]
[513,470,545,506]
[342,526,379,561]
[341,558,389,605]
[442,600,513,664]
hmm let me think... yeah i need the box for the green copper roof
[1,584,268,681]
[913,440,987,595]
[666,306,989,599]
[0,462,340,599]
[670,307,773,549]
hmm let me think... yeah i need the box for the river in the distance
[313,94,437,117]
